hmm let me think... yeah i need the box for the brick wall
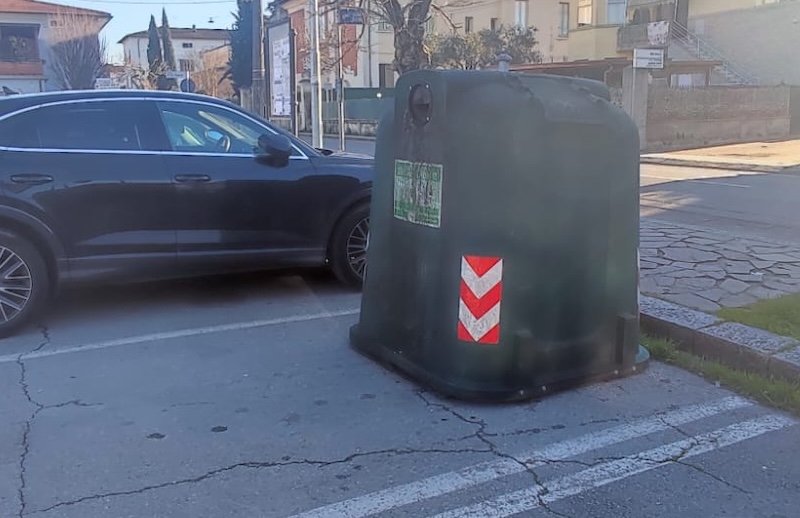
[289,10,306,76]
[646,85,792,150]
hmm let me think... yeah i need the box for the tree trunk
[391,0,432,75]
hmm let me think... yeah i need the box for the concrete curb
[639,295,800,382]
[298,132,377,142]
[639,156,796,174]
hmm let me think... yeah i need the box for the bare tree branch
[291,10,367,76]
[430,4,458,33]
[47,10,108,90]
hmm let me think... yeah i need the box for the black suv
[0,90,373,337]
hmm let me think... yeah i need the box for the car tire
[0,230,49,339]
[330,203,370,289]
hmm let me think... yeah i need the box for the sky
[52,0,243,62]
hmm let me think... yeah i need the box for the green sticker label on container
[393,159,443,228]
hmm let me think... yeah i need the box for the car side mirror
[256,133,292,167]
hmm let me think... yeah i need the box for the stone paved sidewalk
[641,139,800,172]
[640,219,800,312]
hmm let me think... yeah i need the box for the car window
[161,110,212,149]
[0,110,40,148]
[156,100,302,156]
[0,101,144,151]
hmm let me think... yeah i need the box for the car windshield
[199,110,261,147]
[229,105,320,157]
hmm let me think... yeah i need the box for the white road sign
[633,48,665,69]
[94,78,114,89]
[166,70,186,79]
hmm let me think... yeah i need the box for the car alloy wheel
[346,216,369,281]
[0,245,33,324]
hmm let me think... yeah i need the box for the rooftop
[0,0,111,18]
[118,26,230,44]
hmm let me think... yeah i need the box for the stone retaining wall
[646,86,792,151]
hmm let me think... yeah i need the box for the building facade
[433,0,571,64]
[119,26,230,74]
[196,43,235,99]
[271,0,575,91]
[274,0,395,90]
[0,0,111,94]
[569,0,785,85]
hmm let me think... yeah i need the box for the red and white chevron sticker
[457,255,503,344]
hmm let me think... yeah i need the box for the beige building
[274,0,572,89]
[194,44,235,99]
[119,26,229,75]
[686,0,781,17]
[274,0,396,89]
[569,0,782,84]
[0,0,110,93]
[567,0,627,60]
[432,0,571,63]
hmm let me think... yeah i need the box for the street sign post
[633,48,665,69]
[166,70,186,80]
[180,78,196,93]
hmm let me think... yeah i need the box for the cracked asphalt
[1,271,799,518]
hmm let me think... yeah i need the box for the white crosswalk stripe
[287,396,760,518]
[431,414,795,518]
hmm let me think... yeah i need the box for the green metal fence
[320,87,394,121]
[322,98,391,121]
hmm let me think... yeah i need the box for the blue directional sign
[338,7,364,25]
[180,78,196,93]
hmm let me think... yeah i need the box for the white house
[119,26,230,74]
[1,0,111,94]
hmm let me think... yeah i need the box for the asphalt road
[0,271,799,517]
[312,136,800,245]
[640,164,800,246]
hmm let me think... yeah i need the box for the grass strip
[643,336,800,417]
[717,292,800,344]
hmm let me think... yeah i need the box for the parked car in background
[0,90,372,338]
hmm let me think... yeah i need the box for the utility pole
[246,0,266,118]
[308,0,324,148]
[365,0,373,88]
[290,27,299,136]
[335,1,345,150]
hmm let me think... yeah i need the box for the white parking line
[432,414,796,518]
[641,174,750,188]
[288,396,752,518]
[0,308,360,364]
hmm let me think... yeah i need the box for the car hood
[330,150,373,159]
[316,148,373,160]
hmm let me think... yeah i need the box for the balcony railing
[0,58,44,77]
[0,54,40,62]
[670,20,758,85]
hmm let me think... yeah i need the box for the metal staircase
[670,20,759,86]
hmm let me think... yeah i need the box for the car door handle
[174,174,211,183]
[10,174,53,184]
